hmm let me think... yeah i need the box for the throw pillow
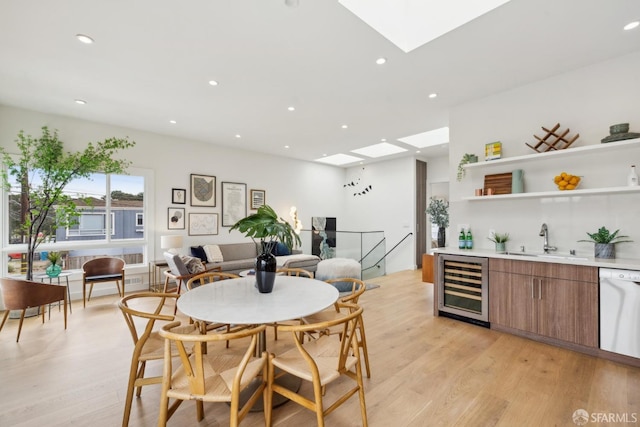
[273,242,291,256]
[180,255,205,274]
[203,244,224,263]
[190,246,208,262]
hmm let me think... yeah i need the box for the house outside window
[3,170,150,276]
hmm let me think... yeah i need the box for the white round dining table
[177,275,339,328]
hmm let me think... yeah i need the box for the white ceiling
[1,0,639,166]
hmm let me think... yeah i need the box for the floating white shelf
[462,186,640,201]
[464,138,640,170]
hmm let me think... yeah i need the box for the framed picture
[221,182,247,227]
[167,207,185,229]
[190,174,216,207]
[189,213,218,236]
[172,188,186,204]
[250,189,265,210]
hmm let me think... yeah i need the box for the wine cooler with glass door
[437,253,489,327]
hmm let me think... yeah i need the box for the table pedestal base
[240,371,301,412]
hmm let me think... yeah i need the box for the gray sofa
[191,242,321,275]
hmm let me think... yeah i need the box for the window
[4,169,150,275]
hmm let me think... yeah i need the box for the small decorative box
[485,142,502,161]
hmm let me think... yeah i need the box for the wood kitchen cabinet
[489,258,598,348]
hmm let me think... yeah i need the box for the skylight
[398,127,449,148]
[351,142,407,158]
[339,0,512,53]
[315,153,364,166]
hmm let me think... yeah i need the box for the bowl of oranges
[553,172,582,190]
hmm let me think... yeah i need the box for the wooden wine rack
[526,123,580,153]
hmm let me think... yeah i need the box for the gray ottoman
[315,258,362,291]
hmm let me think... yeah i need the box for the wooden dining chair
[82,257,125,307]
[267,302,367,427]
[302,277,371,378]
[118,292,197,427]
[0,277,68,342]
[275,267,313,278]
[185,271,243,347]
[158,322,269,427]
[269,267,314,341]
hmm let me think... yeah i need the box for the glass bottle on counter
[465,229,474,249]
[628,165,639,186]
[459,229,467,249]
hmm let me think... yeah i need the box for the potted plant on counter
[229,205,301,293]
[578,226,632,259]
[488,232,510,252]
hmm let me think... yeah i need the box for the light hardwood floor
[1,270,639,426]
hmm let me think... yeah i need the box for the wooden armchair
[302,277,371,378]
[158,322,269,426]
[267,303,367,426]
[118,292,196,427]
[0,277,68,342]
[82,257,125,307]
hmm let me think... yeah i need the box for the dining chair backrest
[185,271,239,290]
[276,267,313,278]
[325,277,366,304]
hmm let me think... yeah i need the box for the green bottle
[465,229,473,249]
[458,229,466,249]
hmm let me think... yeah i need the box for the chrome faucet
[539,223,557,253]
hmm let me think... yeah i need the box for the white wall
[342,157,418,273]
[449,51,640,259]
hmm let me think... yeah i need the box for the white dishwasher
[599,268,640,359]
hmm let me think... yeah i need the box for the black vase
[255,252,277,293]
[437,227,446,248]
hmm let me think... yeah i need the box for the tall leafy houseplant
[426,197,449,247]
[229,205,301,293]
[0,126,135,280]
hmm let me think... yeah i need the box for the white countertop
[433,248,640,271]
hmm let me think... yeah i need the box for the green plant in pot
[457,153,478,181]
[45,251,62,278]
[426,197,449,247]
[229,205,301,293]
[578,226,632,259]
[488,232,509,252]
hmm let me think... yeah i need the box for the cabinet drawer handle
[538,278,542,300]
[531,278,535,299]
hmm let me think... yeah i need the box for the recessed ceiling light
[376,57,387,65]
[624,21,639,30]
[169,120,177,124]
[235,134,241,138]
[429,93,438,99]
[341,124,348,129]
[284,145,290,149]
[74,99,87,105]
[288,106,295,111]
[76,34,94,44]
[351,142,407,158]
[208,80,219,86]
[381,138,387,142]
[416,150,421,153]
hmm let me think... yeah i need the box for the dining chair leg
[358,322,371,378]
[0,310,9,334]
[16,309,26,342]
